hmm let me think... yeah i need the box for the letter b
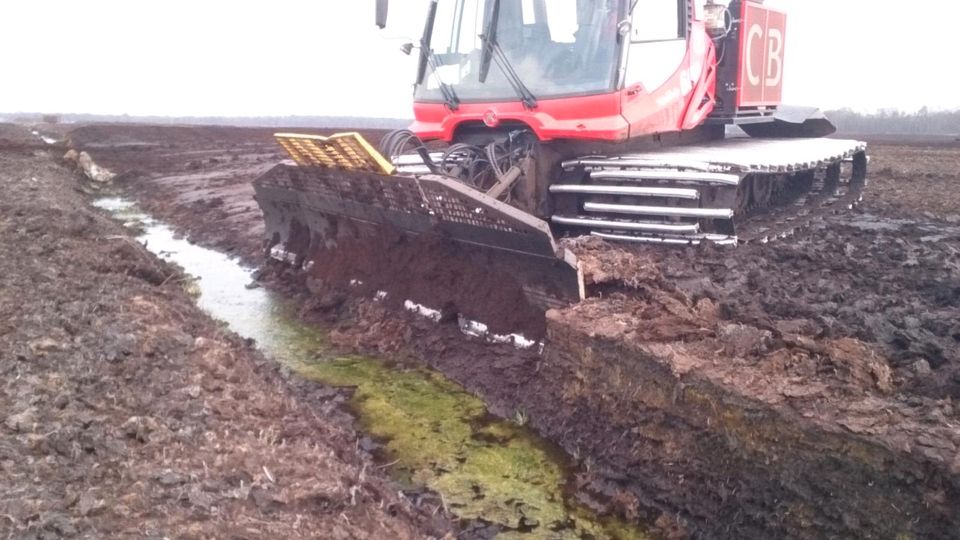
[766,28,783,87]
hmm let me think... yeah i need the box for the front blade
[254,164,562,259]
[252,163,584,309]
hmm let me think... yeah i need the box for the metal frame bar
[549,184,700,199]
[584,201,734,219]
[552,215,700,233]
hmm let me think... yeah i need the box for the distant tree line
[826,108,960,135]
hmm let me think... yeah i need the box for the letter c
[746,24,763,86]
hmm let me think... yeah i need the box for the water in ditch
[93,196,649,539]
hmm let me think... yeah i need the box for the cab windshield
[415,0,624,103]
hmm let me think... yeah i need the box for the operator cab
[415,0,627,104]
[413,0,696,106]
[391,0,786,142]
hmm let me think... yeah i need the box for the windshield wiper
[479,0,538,109]
[489,42,538,109]
[415,0,459,111]
[426,52,461,111]
[478,0,500,83]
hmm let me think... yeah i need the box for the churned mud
[297,230,550,339]
[0,131,452,538]
[72,125,960,538]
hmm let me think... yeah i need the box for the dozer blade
[253,132,584,309]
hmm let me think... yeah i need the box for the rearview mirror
[376,0,389,29]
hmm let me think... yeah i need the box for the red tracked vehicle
[254,0,867,305]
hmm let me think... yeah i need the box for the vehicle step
[583,202,734,219]
[592,231,738,246]
[563,158,717,172]
[549,184,700,199]
[552,215,700,233]
[586,170,741,185]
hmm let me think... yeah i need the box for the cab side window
[631,0,687,42]
[624,0,689,92]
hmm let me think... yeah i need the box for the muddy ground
[68,126,960,399]
[66,125,389,266]
[69,124,960,538]
[0,125,453,538]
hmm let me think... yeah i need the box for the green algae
[303,357,485,478]
[303,357,650,539]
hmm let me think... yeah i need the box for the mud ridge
[0,146,453,538]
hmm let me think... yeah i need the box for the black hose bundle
[378,129,439,173]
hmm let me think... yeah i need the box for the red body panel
[411,22,719,144]
[738,2,786,108]
[410,91,630,142]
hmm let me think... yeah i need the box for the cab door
[620,0,700,136]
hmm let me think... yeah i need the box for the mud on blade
[252,133,583,310]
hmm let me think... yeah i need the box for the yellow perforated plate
[274,132,396,175]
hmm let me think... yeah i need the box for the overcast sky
[1,1,957,118]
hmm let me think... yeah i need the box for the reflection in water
[93,197,324,362]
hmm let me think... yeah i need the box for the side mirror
[376,0,389,29]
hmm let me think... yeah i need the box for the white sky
[1,1,957,118]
